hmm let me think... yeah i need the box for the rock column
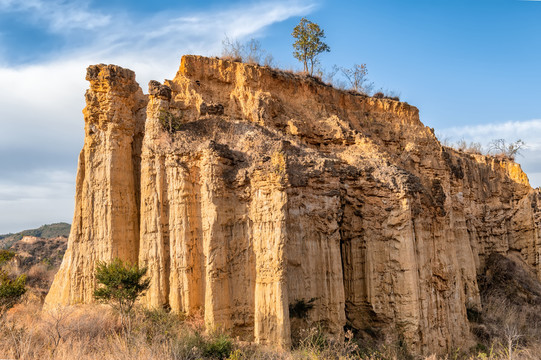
[45,65,146,305]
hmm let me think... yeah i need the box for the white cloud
[0,170,73,201]
[0,59,86,146]
[0,0,110,32]
[438,119,541,188]
[0,170,75,233]
[0,0,315,233]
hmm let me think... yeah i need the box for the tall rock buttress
[46,56,541,355]
[45,64,147,304]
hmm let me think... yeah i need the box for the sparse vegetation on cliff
[437,135,527,161]
[220,27,402,100]
[221,37,274,66]
[158,109,183,133]
[488,139,525,160]
[340,64,374,95]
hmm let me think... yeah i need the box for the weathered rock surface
[45,56,541,354]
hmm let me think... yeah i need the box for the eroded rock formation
[45,56,541,354]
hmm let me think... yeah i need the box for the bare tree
[42,305,75,355]
[340,64,374,95]
[436,132,452,147]
[244,38,262,64]
[222,37,274,66]
[488,139,525,160]
[503,324,522,360]
[455,139,483,154]
[221,36,243,61]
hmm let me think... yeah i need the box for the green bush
[167,330,233,360]
[202,333,233,359]
[93,258,150,331]
[0,270,26,317]
[0,250,15,266]
[158,109,183,133]
[138,307,184,342]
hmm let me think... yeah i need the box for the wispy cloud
[0,0,315,233]
[0,0,111,32]
[79,1,314,68]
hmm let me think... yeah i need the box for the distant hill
[0,222,70,249]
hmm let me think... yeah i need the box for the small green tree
[93,258,150,331]
[292,17,330,75]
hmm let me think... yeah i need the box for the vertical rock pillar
[138,81,174,308]
[45,64,146,305]
[250,169,291,349]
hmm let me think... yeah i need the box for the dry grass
[0,296,540,359]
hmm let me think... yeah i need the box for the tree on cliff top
[292,18,330,75]
[340,64,374,95]
[488,139,525,160]
[94,258,150,331]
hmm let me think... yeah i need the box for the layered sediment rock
[46,56,541,354]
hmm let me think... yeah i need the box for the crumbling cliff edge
[45,55,541,354]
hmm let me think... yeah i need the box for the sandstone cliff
[45,56,541,354]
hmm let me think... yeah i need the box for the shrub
[93,258,150,331]
[137,307,184,342]
[202,332,233,359]
[159,109,183,133]
[454,139,483,155]
[0,270,26,318]
[289,298,316,319]
[296,325,327,351]
[0,250,15,265]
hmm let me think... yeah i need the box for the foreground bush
[0,250,26,318]
[93,258,150,331]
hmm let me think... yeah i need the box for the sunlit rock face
[45,55,541,354]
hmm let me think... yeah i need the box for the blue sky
[0,0,540,233]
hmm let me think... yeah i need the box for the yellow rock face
[45,56,541,355]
